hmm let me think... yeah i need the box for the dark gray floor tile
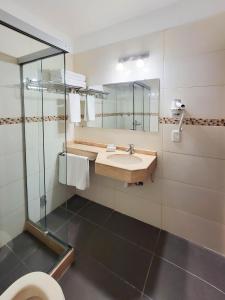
[156,231,225,293]
[104,212,159,252]
[63,195,89,213]
[39,206,73,232]
[144,257,225,300]
[142,296,152,300]
[88,227,152,291]
[55,215,98,252]
[7,232,40,260]
[23,244,58,272]
[0,246,20,281]
[0,263,29,294]
[78,202,113,226]
[60,253,143,300]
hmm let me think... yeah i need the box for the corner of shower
[0,13,74,292]
[20,52,74,278]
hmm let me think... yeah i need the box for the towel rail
[25,79,109,98]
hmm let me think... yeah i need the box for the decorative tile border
[1,115,225,126]
[0,115,66,126]
[81,112,159,119]
[25,115,67,123]
[0,117,23,125]
[160,117,225,126]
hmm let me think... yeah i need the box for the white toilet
[0,272,65,300]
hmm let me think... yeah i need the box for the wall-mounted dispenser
[170,99,186,142]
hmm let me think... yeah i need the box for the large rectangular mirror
[79,78,160,133]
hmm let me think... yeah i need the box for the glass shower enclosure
[23,55,68,229]
[0,12,73,291]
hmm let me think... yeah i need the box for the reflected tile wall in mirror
[78,79,160,133]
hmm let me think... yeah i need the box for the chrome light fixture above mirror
[116,51,150,71]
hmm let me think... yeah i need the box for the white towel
[89,85,104,92]
[69,93,81,123]
[66,79,86,88]
[87,95,96,121]
[67,153,89,190]
[50,70,86,83]
[58,153,89,189]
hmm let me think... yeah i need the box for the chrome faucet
[126,144,135,155]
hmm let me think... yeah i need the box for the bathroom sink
[107,153,142,164]
[96,150,157,183]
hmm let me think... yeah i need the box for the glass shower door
[23,60,47,225]
[23,53,68,236]
[41,54,68,227]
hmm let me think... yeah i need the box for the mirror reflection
[79,79,160,133]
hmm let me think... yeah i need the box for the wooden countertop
[66,140,157,183]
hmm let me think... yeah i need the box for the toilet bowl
[0,272,65,300]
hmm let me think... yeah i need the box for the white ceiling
[0,0,179,38]
[0,0,225,53]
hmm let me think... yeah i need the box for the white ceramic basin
[107,153,142,165]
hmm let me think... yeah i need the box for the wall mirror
[80,78,160,133]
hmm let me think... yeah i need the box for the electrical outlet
[171,129,181,142]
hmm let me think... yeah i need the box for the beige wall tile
[0,179,25,218]
[0,152,24,187]
[46,184,70,214]
[0,87,21,118]
[0,124,23,156]
[163,179,225,224]
[78,185,116,209]
[164,50,225,88]
[161,85,225,118]
[0,61,20,85]
[163,151,225,191]
[0,206,26,247]
[165,12,225,58]
[114,177,162,206]
[163,207,225,256]
[75,126,162,151]
[163,125,225,159]
[115,190,162,228]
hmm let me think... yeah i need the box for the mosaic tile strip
[0,117,23,125]
[81,112,159,119]
[0,115,67,126]
[25,115,67,123]
[160,117,225,126]
[101,112,159,117]
[1,115,225,126]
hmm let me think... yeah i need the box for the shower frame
[0,9,75,278]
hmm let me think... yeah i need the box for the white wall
[71,12,225,256]
[0,60,26,247]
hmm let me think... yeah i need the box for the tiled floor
[2,194,225,299]
[0,231,59,294]
[44,194,225,300]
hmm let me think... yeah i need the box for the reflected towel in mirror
[69,93,81,123]
[87,95,96,121]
